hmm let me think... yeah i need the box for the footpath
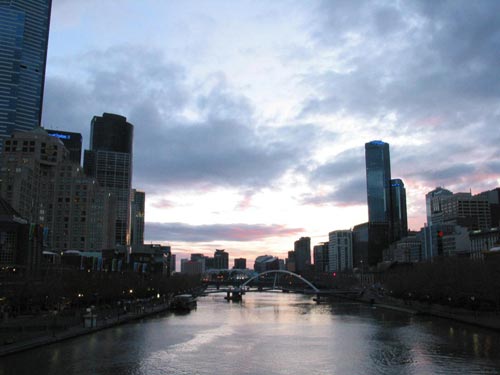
[358,289,500,331]
[0,301,172,358]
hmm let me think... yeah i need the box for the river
[1,293,500,374]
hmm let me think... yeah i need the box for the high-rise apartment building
[294,237,311,274]
[328,230,353,272]
[84,113,133,247]
[0,0,52,150]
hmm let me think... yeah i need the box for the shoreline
[354,293,500,332]
[0,302,172,358]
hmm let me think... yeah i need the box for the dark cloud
[310,147,364,184]
[302,175,366,207]
[145,222,304,242]
[303,147,366,206]
[42,45,325,193]
[302,0,500,135]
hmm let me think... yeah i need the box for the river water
[1,293,500,375]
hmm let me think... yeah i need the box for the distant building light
[49,133,71,140]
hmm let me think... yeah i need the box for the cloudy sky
[42,0,500,265]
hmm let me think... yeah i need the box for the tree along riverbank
[0,272,203,356]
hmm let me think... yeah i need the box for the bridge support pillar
[225,289,243,302]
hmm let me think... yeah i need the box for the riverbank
[0,301,172,357]
[357,290,500,331]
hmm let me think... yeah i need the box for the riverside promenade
[0,299,172,357]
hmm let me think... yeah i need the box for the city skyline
[40,1,500,262]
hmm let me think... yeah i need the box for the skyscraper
[84,113,133,247]
[364,140,408,264]
[130,189,145,251]
[294,236,311,274]
[390,178,408,241]
[365,140,391,223]
[0,0,52,150]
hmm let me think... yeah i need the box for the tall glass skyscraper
[0,0,52,150]
[390,178,408,241]
[84,113,134,247]
[364,140,409,264]
[365,140,392,223]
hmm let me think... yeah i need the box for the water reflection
[1,293,500,375]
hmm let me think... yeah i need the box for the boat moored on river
[170,294,197,311]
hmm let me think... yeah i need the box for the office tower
[390,178,408,241]
[425,187,453,226]
[213,249,229,269]
[190,253,206,273]
[478,187,500,228]
[426,188,490,231]
[286,250,296,272]
[365,141,391,223]
[294,236,311,274]
[313,242,329,273]
[233,258,246,269]
[253,255,279,273]
[0,0,52,150]
[130,189,145,251]
[84,113,133,247]
[328,230,353,272]
[46,130,82,165]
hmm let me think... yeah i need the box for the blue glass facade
[0,0,52,150]
[365,140,391,223]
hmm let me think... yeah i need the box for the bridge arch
[241,270,319,292]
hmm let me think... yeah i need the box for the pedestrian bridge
[204,270,321,300]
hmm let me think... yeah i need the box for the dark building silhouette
[0,196,42,276]
[84,113,133,247]
[294,236,311,274]
[130,189,145,251]
[364,141,408,265]
[46,129,82,165]
[479,187,500,228]
[313,242,329,273]
[365,141,391,224]
[213,249,229,269]
[0,0,52,150]
[233,257,246,269]
[390,178,408,241]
